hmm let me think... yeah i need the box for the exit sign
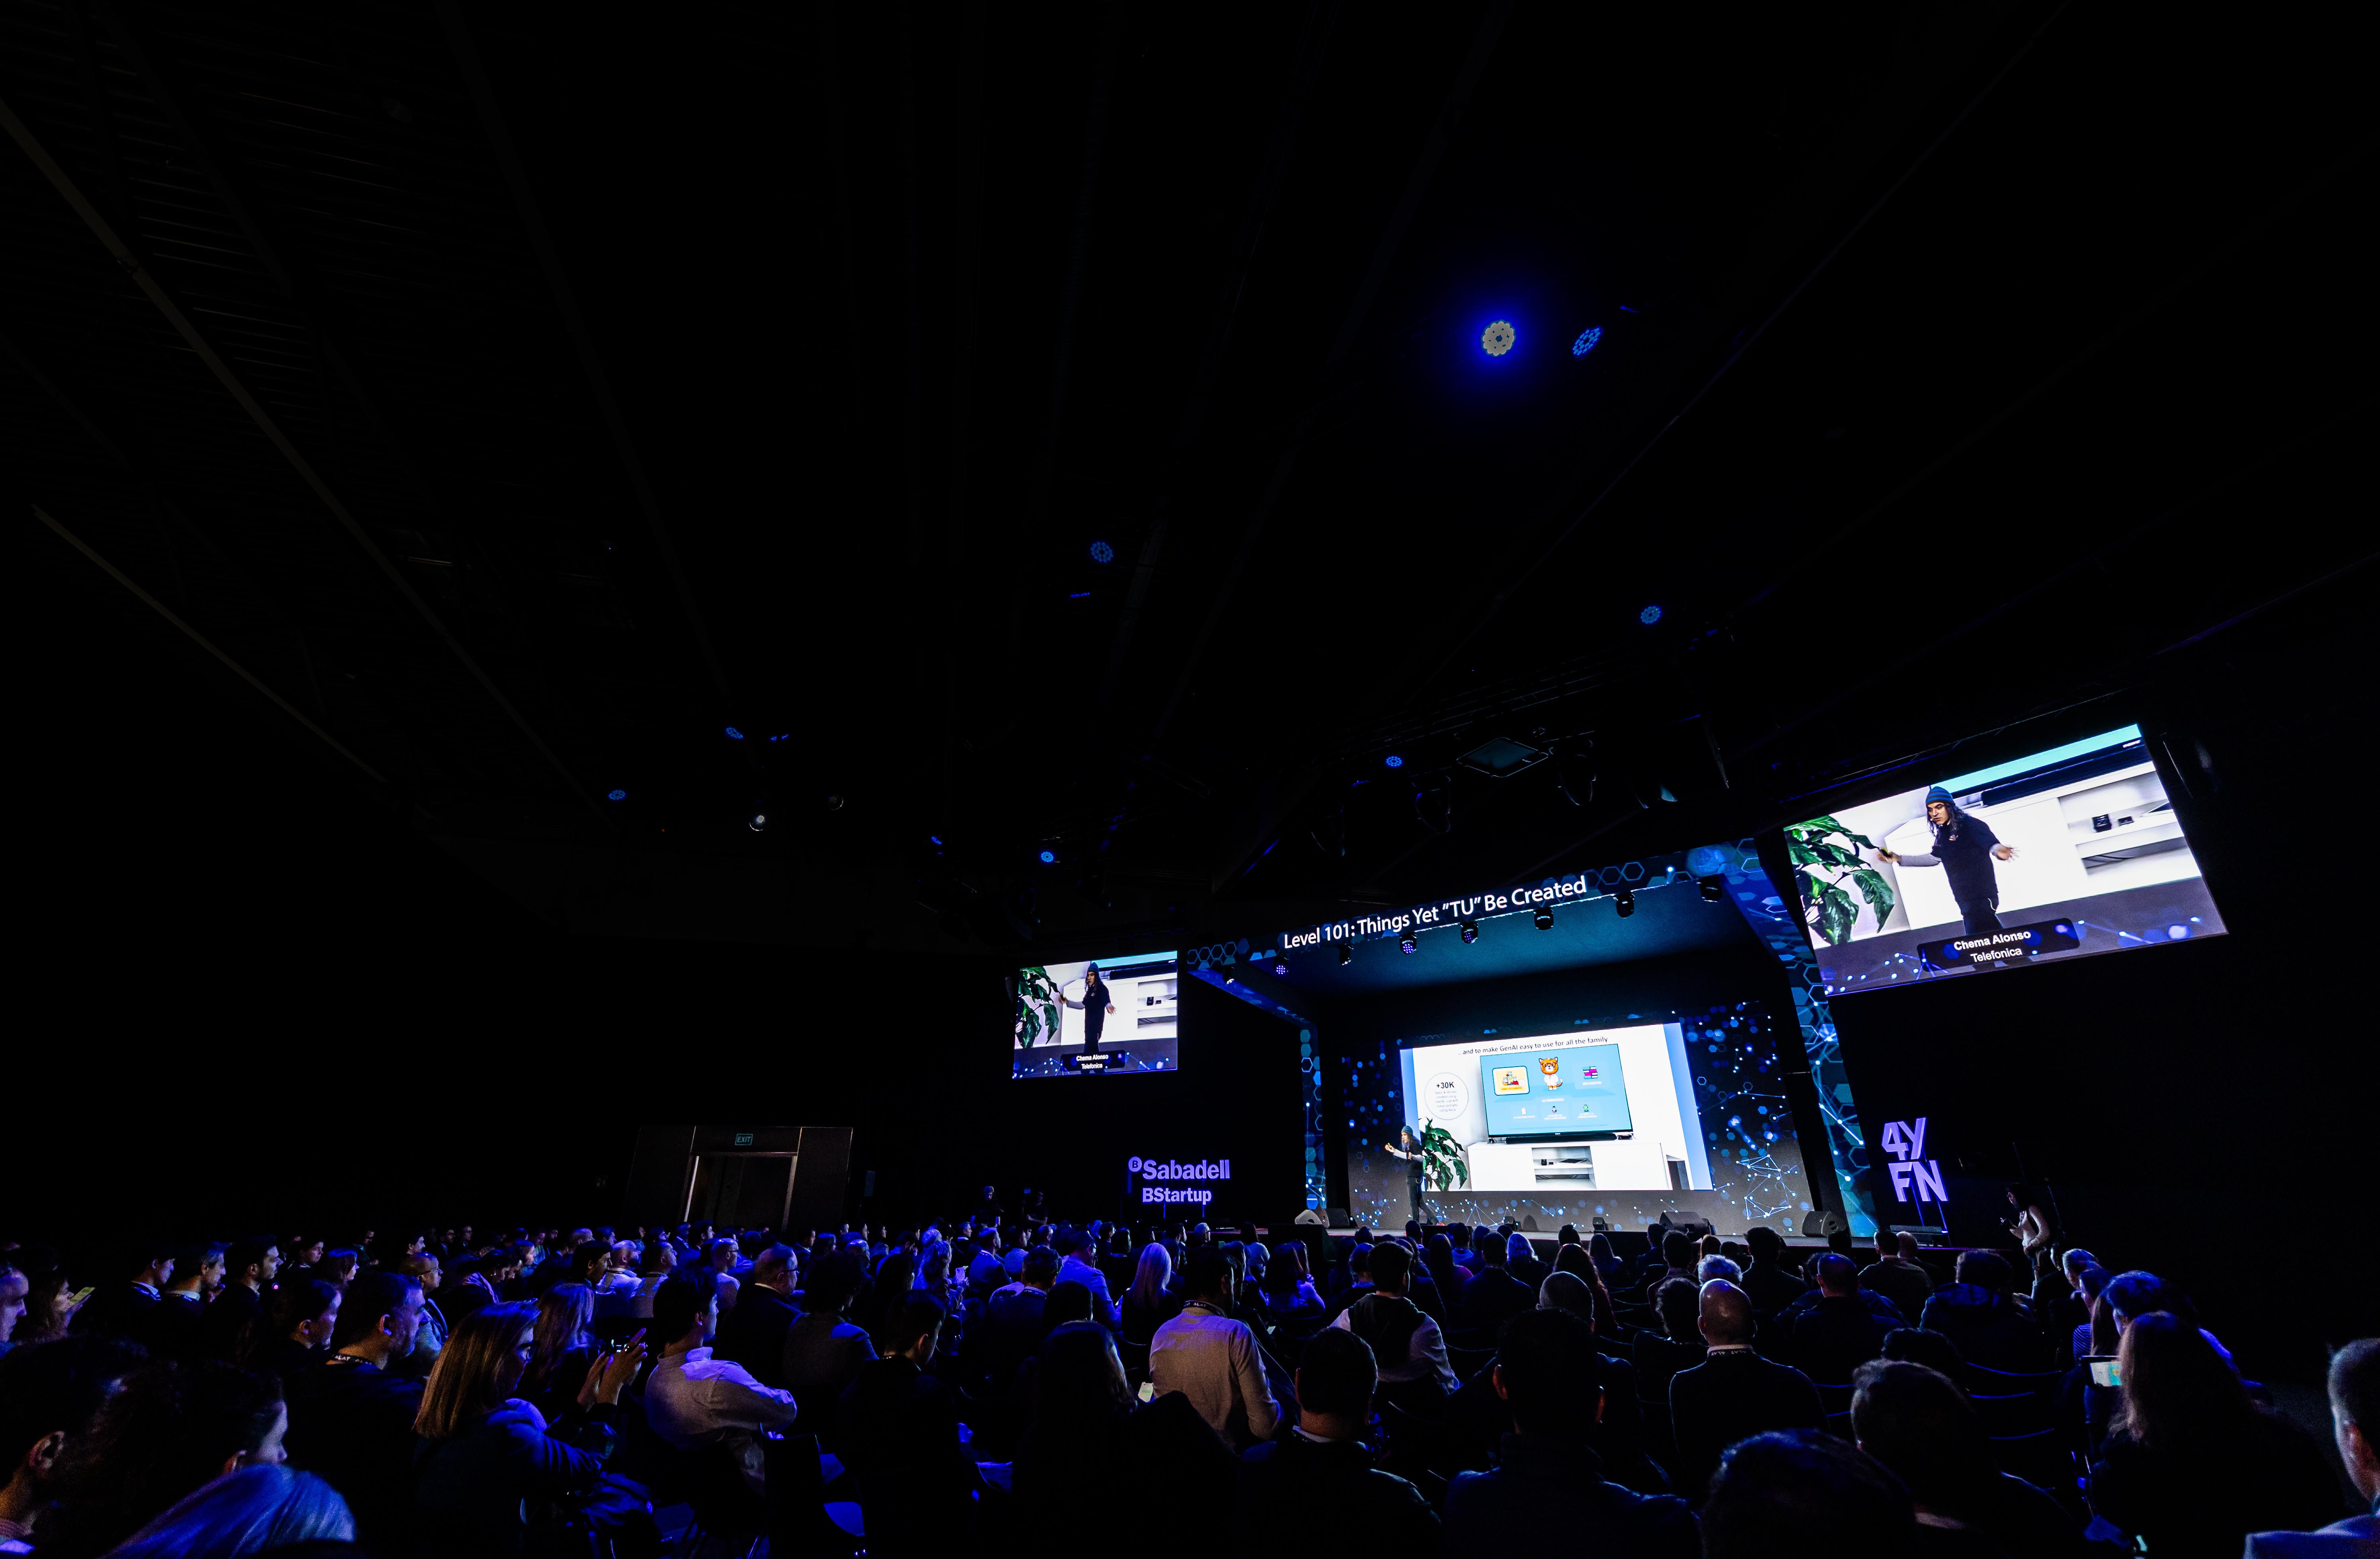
[733,1132,754,1147]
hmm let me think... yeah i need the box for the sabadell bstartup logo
[1129,1155,1231,1206]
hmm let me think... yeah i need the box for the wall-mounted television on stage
[1012,953,1180,1077]
[1786,724,2225,994]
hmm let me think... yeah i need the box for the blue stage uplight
[1089,540,1114,564]
[724,726,745,740]
[1572,326,1603,357]
[1384,754,1405,769]
[606,789,626,802]
[1038,849,1056,864]
[1638,604,1663,625]
[1481,320,1517,357]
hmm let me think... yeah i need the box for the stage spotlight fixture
[1399,927,1418,954]
[605,789,626,802]
[826,794,845,810]
[724,726,745,740]
[1638,604,1663,625]
[1038,849,1057,864]
[1481,320,1516,357]
[748,809,769,831]
[1274,960,1289,976]
[1338,942,1353,966]
[1615,888,1635,918]
[1571,326,1603,357]
[1532,905,1555,931]
[1089,540,1114,564]
[1459,918,1478,943]
[1699,875,1725,901]
[1384,754,1404,769]
[1414,782,1451,834]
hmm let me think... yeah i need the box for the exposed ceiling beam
[0,88,614,827]
[433,0,734,709]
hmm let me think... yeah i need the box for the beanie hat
[1924,785,1954,806]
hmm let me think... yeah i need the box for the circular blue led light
[724,726,745,740]
[1038,849,1056,864]
[1384,755,1404,769]
[1572,326,1603,357]
[2167,923,2190,939]
[1481,320,1516,357]
[1089,540,1114,564]
[606,789,626,802]
[1638,604,1663,625]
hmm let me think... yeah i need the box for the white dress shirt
[644,1346,798,1494]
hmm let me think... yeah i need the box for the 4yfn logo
[1880,1117,1947,1204]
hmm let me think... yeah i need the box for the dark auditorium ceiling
[5,2,2369,952]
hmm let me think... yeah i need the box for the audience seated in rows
[5,1210,2370,1556]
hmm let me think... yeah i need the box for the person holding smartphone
[1876,786,2018,937]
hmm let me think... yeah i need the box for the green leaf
[1817,882,1856,946]
[1849,867,1896,931]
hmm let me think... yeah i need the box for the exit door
[685,1153,797,1229]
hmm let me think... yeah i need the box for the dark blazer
[203,1282,265,1361]
[412,1401,614,1559]
[1237,1432,1438,1544]
[1742,1260,1812,1315]
[285,1354,423,1553]
[835,1357,977,1546]
[147,1291,211,1360]
[1920,1286,2042,1372]
[2090,1412,2348,1559]
[1445,1436,1699,1557]
[1630,1331,1707,1409]
[70,1282,160,1341]
[1668,1348,1824,1497]
[1787,1293,1894,1382]
[1859,1257,1934,1322]
[1448,1351,1665,1492]
[1458,1269,1533,1333]
[711,1284,798,1391]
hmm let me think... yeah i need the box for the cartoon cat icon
[1539,1056,1563,1090]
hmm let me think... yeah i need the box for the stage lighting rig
[1615,888,1635,918]
[1414,781,1451,834]
[1699,876,1724,901]
[747,808,770,832]
[1459,918,1478,943]
[1399,928,1418,954]
[1533,906,1555,931]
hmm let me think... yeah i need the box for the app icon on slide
[1492,1066,1530,1095]
[1539,1057,1563,1089]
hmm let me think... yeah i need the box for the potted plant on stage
[1785,816,1897,946]
[1014,967,1060,1050]
[1419,1119,1469,1193]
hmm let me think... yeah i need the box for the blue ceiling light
[1038,849,1057,864]
[1481,320,1517,357]
[1571,326,1603,357]
[1384,754,1404,769]
[1089,540,1114,564]
[1638,603,1663,625]
[724,726,745,740]
[606,789,626,802]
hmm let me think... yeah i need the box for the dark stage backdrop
[841,974,1309,1232]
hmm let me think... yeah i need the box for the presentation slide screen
[1341,1002,1816,1234]
[1012,953,1179,1077]
[1480,1044,1633,1141]
[1787,724,2225,995]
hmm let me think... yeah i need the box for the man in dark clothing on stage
[1058,964,1118,1054]
[1877,786,2017,936]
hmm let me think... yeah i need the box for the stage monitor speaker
[1803,1210,1846,1237]
[1325,1207,1352,1229]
